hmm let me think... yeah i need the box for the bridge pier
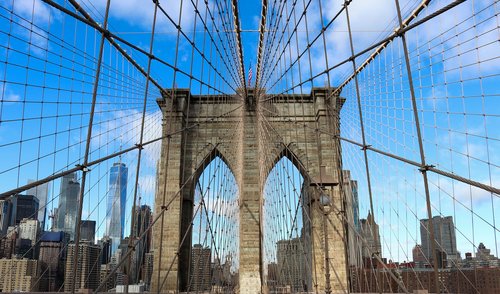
[152,88,346,293]
[238,94,263,294]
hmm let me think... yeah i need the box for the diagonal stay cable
[275,0,467,97]
[156,0,241,89]
[0,104,243,198]
[333,0,465,96]
[98,109,244,292]
[255,0,267,90]
[40,0,237,95]
[230,0,246,92]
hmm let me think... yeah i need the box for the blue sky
[0,0,498,267]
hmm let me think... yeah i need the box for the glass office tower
[106,163,128,255]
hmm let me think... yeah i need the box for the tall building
[189,244,211,291]
[412,244,426,268]
[38,231,66,292]
[19,218,40,245]
[106,163,128,255]
[15,194,39,225]
[143,251,154,290]
[0,198,16,235]
[55,173,80,240]
[343,170,362,267]
[99,236,112,265]
[0,258,39,292]
[27,180,49,231]
[64,241,101,292]
[360,211,381,258]
[80,220,96,243]
[267,262,279,290]
[131,204,152,283]
[276,236,311,292]
[420,216,459,265]
[0,229,17,258]
[100,263,117,292]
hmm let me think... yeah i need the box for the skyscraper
[131,204,152,283]
[98,236,112,265]
[412,244,426,268]
[106,163,128,255]
[19,218,40,245]
[0,198,16,235]
[27,180,49,231]
[190,244,212,292]
[64,241,101,292]
[38,231,66,292]
[55,173,80,240]
[360,211,381,258]
[80,220,96,243]
[276,236,311,292]
[420,216,459,265]
[343,170,362,267]
[15,194,39,224]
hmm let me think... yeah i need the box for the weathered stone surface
[152,88,347,293]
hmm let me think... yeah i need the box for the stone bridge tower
[151,87,346,293]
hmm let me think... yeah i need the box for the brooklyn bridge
[0,0,498,293]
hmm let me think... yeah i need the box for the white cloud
[91,108,163,169]
[84,0,195,33]
[1,82,22,104]
[5,92,20,102]
[414,0,500,74]
[12,0,53,23]
[9,0,57,57]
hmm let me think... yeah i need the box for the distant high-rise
[99,263,117,292]
[276,236,311,292]
[55,173,80,240]
[19,218,40,245]
[420,216,459,264]
[106,163,128,255]
[267,262,279,290]
[143,251,154,290]
[360,211,381,258]
[190,244,211,291]
[461,242,500,268]
[0,198,16,235]
[351,181,360,232]
[38,231,66,292]
[0,229,16,258]
[131,204,152,283]
[412,244,426,268]
[27,180,49,231]
[80,220,96,243]
[0,258,39,292]
[64,241,101,292]
[343,170,362,267]
[98,236,112,265]
[15,194,39,225]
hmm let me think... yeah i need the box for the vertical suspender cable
[343,3,380,290]
[67,0,112,293]
[392,0,441,292]
[124,1,159,293]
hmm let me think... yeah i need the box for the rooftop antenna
[118,143,123,164]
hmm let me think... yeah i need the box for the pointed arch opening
[184,152,239,292]
[263,154,314,292]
